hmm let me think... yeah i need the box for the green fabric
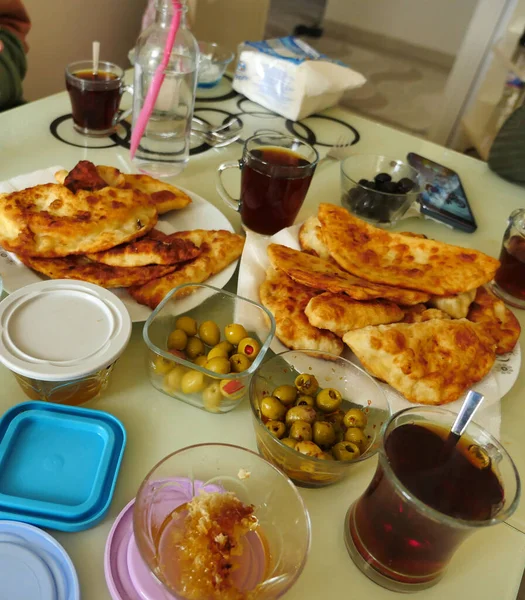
[0,28,27,111]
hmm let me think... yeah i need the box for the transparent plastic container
[143,284,276,413]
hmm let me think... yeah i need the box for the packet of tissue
[232,36,366,121]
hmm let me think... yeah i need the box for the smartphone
[407,152,477,233]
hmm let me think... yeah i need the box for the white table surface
[1,77,525,600]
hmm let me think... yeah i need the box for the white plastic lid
[0,280,132,382]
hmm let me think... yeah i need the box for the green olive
[224,323,248,345]
[202,382,222,413]
[285,405,317,426]
[175,316,198,337]
[295,440,323,458]
[205,356,231,375]
[280,437,297,449]
[289,420,312,442]
[344,427,368,451]
[194,355,208,368]
[214,340,234,355]
[313,421,336,448]
[325,409,346,433]
[237,337,261,360]
[163,366,186,392]
[316,388,342,413]
[332,441,361,461]
[167,329,188,351]
[207,346,229,361]
[272,385,297,406]
[265,420,286,438]
[199,321,220,347]
[152,353,173,375]
[294,373,319,396]
[219,379,245,400]
[230,353,251,373]
[181,370,206,394]
[319,452,335,461]
[186,336,205,359]
[343,408,368,430]
[295,394,315,407]
[260,396,287,421]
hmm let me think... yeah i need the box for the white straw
[92,41,100,76]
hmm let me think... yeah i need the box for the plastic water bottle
[132,0,199,178]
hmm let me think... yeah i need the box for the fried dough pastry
[305,292,404,337]
[0,184,157,258]
[401,304,451,324]
[428,288,477,319]
[18,253,178,288]
[129,229,244,309]
[343,319,496,405]
[298,216,331,260]
[318,203,500,295]
[87,230,201,267]
[62,161,108,193]
[467,286,521,354]
[267,243,429,305]
[259,267,343,356]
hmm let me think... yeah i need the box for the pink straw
[130,0,181,160]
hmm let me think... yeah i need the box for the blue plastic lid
[0,402,126,531]
[0,520,79,600]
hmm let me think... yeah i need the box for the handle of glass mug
[114,84,134,126]
[217,160,242,212]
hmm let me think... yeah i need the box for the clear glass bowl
[197,41,234,88]
[250,350,390,488]
[340,154,423,226]
[133,443,311,600]
[143,284,276,413]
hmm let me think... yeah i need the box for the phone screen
[407,153,477,231]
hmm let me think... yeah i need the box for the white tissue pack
[232,36,366,121]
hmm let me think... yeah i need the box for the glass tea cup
[65,60,133,136]
[344,406,520,592]
[217,134,319,236]
[134,443,311,600]
[492,208,525,309]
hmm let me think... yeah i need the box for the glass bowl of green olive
[143,284,276,413]
[249,350,390,487]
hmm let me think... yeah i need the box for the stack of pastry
[260,203,520,405]
[0,161,244,309]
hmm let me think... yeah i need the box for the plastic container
[0,401,126,531]
[143,283,275,413]
[197,41,234,88]
[250,350,390,487]
[0,280,132,405]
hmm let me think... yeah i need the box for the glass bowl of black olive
[340,155,423,226]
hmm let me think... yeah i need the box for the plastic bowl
[197,41,234,88]
[143,284,275,413]
[133,443,311,600]
[250,350,390,488]
[340,154,423,226]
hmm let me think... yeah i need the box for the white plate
[236,223,521,438]
[0,168,237,323]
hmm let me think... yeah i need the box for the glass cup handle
[114,84,134,125]
[216,160,242,212]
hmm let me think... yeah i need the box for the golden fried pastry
[428,288,477,319]
[305,292,404,337]
[0,184,157,258]
[401,304,451,324]
[129,229,244,309]
[343,319,496,405]
[122,174,191,214]
[318,203,500,295]
[18,253,178,288]
[267,243,430,305]
[298,216,331,260]
[467,286,521,354]
[87,229,201,267]
[259,267,343,356]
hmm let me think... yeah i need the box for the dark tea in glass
[345,406,520,593]
[217,134,319,236]
[493,209,525,309]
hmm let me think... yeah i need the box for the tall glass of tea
[492,208,525,309]
[345,406,520,592]
[217,134,319,236]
